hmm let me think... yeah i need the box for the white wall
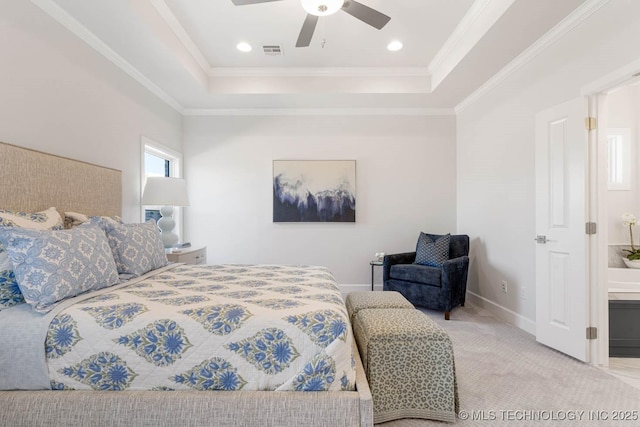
[0,1,183,221]
[183,114,457,285]
[457,0,640,327]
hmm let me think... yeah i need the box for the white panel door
[535,98,588,362]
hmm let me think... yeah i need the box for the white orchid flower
[622,212,637,227]
[622,212,639,255]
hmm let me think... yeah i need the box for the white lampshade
[142,177,190,248]
[301,0,343,16]
[142,177,190,207]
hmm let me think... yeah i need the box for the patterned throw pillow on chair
[415,233,450,267]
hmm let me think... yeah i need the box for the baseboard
[338,284,378,295]
[337,286,537,336]
[466,291,536,335]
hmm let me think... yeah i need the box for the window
[145,151,170,178]
[141,136,183,231]
[607,128,631,191]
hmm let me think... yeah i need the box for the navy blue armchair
[383,234,470,320]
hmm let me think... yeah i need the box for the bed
[0,142,373,427]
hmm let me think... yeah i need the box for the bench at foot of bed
[345,291,415,324]
[352,307,459,424]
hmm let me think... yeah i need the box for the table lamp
[141,177,190,248]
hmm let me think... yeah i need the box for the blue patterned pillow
[103,221,168,277]
[0,224,119,313]
[0,207,64,311]
[0,270,22,309]
[415,233,450,267]
[64,211,124,228]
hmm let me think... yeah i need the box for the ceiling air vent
[262,45,283,56]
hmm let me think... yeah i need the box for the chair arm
[441,256,470,296]
[383,252,415,280]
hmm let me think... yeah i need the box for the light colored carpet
[377,303,640,426]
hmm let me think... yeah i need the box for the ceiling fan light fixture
[300,0,343,16]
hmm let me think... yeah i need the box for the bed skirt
[0,341,372,427]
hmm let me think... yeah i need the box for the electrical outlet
[501,280,508,293]
[521,286,526,300]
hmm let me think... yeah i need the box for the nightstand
[166,246,207,265]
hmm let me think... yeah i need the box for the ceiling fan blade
[341,0,390,30]
[295,14,319,48]
[231,0,283,5]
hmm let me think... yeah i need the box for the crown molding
[207,67,429,78]
[428,0,492,72]
[580,56,640,95]
[428,0,515,91]
[31,0,184,113]
[455,0,610,113]
[150,0,211,72]
[182,107,456,117]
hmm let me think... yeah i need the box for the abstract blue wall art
[273,160,356,222]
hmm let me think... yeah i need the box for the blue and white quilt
[42,264,355,392]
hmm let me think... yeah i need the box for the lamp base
[157,206,179,248]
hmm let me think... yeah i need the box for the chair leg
[444,311,450,320]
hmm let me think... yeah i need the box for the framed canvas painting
[273,160,356,222]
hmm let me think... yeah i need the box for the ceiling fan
[230,0,391,48]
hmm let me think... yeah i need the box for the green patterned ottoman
[345,291,414,324]
[353,308,459,424]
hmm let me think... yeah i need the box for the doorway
[591,76,640,388]
[534,59,640,370]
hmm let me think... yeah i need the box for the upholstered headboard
[0,142,122,216]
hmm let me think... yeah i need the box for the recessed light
[387,40,403,52]
[236,42,252,53]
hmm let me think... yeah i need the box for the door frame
[581,57,640,367]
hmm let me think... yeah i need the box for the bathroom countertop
[609,290,640,300]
